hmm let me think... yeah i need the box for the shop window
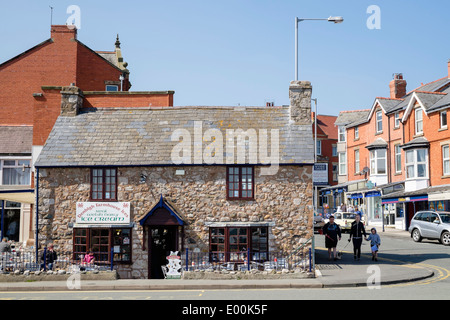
[91,168,117,201]
[3,201,21,241]
[209,227,268,262]
[73,228,132,264]
[226,167,254,200]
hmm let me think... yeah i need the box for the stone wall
[37,165,313,279]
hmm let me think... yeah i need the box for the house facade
[34,81,315,279]
[323,61,450,230]
[0,25,128,244]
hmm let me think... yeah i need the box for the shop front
[74,201,134,266]
[381,192,428,230]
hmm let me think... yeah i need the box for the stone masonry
[37,165,313,279]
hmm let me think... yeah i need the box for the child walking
[366,228,381,261]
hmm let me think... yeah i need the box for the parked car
[314,214,325,232]
[408,211,450,246]
[324,212,357,232]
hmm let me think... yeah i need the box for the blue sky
[1,0,449,116]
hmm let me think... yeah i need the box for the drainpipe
[35,167,39,263]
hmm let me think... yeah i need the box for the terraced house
[34,81,315,279]
[322,61,450,231]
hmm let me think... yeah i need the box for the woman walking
[348,215,367,261]
[322,216,342,261]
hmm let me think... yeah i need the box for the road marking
[316,246,450,288]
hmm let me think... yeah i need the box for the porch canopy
[0,186,35,204]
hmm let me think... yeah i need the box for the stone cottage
[34,81,315,279]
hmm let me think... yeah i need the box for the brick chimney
[60,85,84,116]
[389,73,407,99]
[51,25,77,41]
[448,59,450,79]
[289,81,312,125]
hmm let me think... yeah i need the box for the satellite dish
[362,167,369,173]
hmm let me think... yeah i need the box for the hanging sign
[76,202,130,224]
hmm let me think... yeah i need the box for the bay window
[370,149,386,175]
[339,152,347,176]
[406,149,428,179]
[443,145,450,176]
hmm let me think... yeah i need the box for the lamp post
[295,16,344,81]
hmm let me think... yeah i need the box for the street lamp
[295,16,344,81]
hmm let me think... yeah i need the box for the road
[0,230,448,301]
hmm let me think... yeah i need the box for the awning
[0,188,35,204]
[382,195,428,205]
[365,191,381,198]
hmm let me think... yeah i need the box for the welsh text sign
[76,202,130,224]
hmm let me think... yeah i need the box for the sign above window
[76,202,130,224]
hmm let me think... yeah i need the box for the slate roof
[35,106,314,167]
[335,110,370,128]
[366,137,388,150]
[0,126,33,155]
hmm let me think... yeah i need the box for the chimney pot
[389,74,407,99]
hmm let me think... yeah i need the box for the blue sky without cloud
[0,0,449,116]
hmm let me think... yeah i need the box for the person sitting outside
[40,244,58,271]
[80,249,96,271]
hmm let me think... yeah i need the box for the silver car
[409,211,450,246]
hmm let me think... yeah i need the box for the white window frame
[354,126,359,140]
[354,149,360,174]
[338,126,346,142]
[405,149,428,179]
[415,108,423,135]
[394,112,400,128]
[376,111,383,133]
[316,140,322,156]
[443,145,450,176]
[440,110,448,129]
[339,152,347,176]
[370,149,387,175]
[0,158,32,186]
[395,145,402,174]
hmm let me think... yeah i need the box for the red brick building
[326,61,450,230]
[0,25,174,245]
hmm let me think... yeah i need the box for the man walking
[348,214,367,260]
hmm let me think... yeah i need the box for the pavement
[0,228,436,292]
